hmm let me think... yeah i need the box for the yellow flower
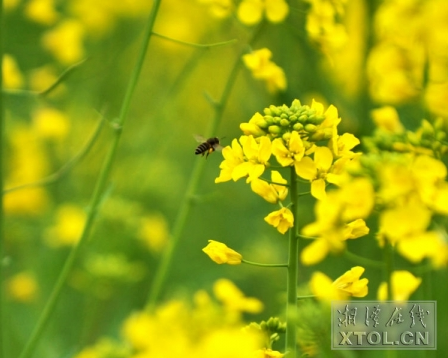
[137,213,169,253]
[295,146,337,200]
[25,0,59,25]
[45,204,86,247]
[310,266,368,301]
[343,219,369,239]
[332,266,369,297]
[198,0,233,18]
[32,107,70,141]
[272,130,306,167]
[237,0,289,26]
[215,138,245,183]
[7,272,39,302]
[264,207,294,234]
[240,112,268,137]
[371,106,405,134]
[254,348,285,358]
[2,54,24,89]
[242,48,287,93]
[377,271,421,301]
[213,278,263,313]
[42,19,85,65]
[202,240,242,265]
[250,171,288,204]
[216,135,271,183]
[329,132,360,159]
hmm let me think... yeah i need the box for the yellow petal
[237,0,263,25]
[294,156,316,180]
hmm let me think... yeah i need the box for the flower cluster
[215,99,362,237]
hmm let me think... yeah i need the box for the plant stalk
[0,0,5,356]
[285,167,299,357]
[18,1,163,358]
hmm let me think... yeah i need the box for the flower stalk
[0,0,5,355]
[285,167,299,357]
[17,1,163,358]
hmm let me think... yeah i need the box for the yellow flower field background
[1,1,447,357]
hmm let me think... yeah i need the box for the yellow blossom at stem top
[250,170,288,204]
[272,130,306,167]
[237,0,289,26]
[264,207,294,234]
[202,240,242,265]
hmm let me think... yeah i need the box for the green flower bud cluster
[240,99,326,142]
[246,317,286,345]
[364,118,448,156]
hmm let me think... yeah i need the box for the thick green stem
[285,167,299,357]
[17,2,163,358]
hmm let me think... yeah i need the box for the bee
[194,135,223,159]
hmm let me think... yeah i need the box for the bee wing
[213,143,224,151]
[194,135,206,143]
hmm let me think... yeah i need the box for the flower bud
[280,118,289,127]
[268,125,282,135]
[304,123,317,133]
[293,122,303,131]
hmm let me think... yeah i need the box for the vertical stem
[383,241,394,300]
[17,2,163,358]
[285,167,299,357]
[0,0,5,356]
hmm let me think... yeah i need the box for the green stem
[242,259,287,268]
[144,25,258,314]
[297,295,315,300]
[0,0,5,356]
[344,249,384,269]
[285,167,299,358]
[383,241,394,300]
[17,2,163,358]
[152,32,237,48]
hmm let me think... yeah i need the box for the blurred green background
[2,0,447,357]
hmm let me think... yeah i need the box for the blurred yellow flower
[371,106,405,134]
[264,207,293,234]
[377,270,421,301]
[202,240,242,265]
[28,64,61,93]
[25,0,59,25]
[45,204,86,247]
[310,266,368,302]
[242,48,287,93]
[4,187,50,216]
[237,0,289,26]
[272,130,305,167]
[42,19,85,65]
[32,107,70,141]
[213,278,263,314]
[254,348,285,358]
[2,54,24,89]
[137,213,169,253]
[250,170,288,204]
[198,0,233,18]
[4,0,20,11]
[215,135,271,183]
[7,272,39,302]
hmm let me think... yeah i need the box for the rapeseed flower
[32,107,70,141]
[7,272,39,302]
[250,170,288,204]
[198,0,233,18]
[242,48,287,93]
[264,207,294,234]
[202,240,243,265]
[138,213,169,253]
[271,130,306,168]
[310,266,368,301]
[2,54,24,89]
[215,135,271,183]
[45,204,86,247]
[25,0,59,25]
[377,271,421,301]
[237,0,289,26]
[213,278,263,314]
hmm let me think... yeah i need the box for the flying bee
[194,135,223,159]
